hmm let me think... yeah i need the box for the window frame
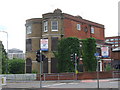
[51,20,58,31]
[77,24,81,30]
[105,39,109,42]
[26,25,32,34]
[44,21,48,32]
[114,38,118,41]
[115,44,118,47]
[110,39,114,41]
[91,26,94,34]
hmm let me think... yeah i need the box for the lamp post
[0,31,8,74]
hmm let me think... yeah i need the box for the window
[77,24,81,30]
[51,21,58,31]
[84,27,88,32]
[51,37,58,51]
[110,42,114,44]
[26,25,32,34]
[114,42,118,44]
[112,45,114,47]
[105,39,109,42]
[44,21,48,32]
[110,39,114,41]
[115,44,118,47]
[26,39,32,51]
[115,38,118,41]
[91,27,94,34]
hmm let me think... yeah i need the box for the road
[2,78,120,89]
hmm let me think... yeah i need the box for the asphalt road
[2,78,120,89]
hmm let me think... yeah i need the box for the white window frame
[77,24,81,30]
[115,44,118,47]
[44,21,48,32]
[51,21,58,31]
[105,39,109,42]
[112,45,114,47]
[91,27,94,34]
[114,38,118,41]
[110,39,114,41]
[26,25,32,34]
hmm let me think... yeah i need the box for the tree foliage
[55,37,81,72]
[2,48,7,74]
[82,38,97,72]
[0,43,8,74]
[8,58,25,74]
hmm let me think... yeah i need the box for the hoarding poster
[101,47,109,58]
[40,39,48,51]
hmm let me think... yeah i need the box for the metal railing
[2,74,36,81]
[112,70,120,78]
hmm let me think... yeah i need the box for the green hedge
[8,58,25,74]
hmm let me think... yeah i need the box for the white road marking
[43,83,66,87]
[69,83,79,84]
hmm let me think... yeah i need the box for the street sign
[94,53,99,56]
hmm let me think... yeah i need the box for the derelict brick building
[25,9,104,73]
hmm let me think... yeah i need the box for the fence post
[112,71,114,78]
[44,73,46,81]
[58,73,60,81]
[73,73,76,80]
[15,74,16,82]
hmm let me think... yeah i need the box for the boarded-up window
[26,39,32,51]
[51,37,58,51]
[26,58,32,73]
[51,58,58,73]
[43,58,48,73]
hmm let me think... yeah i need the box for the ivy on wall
[55,37,81,72]
[81,38,97,72]
[55,37,97,72]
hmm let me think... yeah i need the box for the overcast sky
[0,0,119,52]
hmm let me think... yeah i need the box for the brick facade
[63,14,104,40]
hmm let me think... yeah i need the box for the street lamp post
[0,31,8,74]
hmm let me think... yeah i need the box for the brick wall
[63,17,104,41]
[36,71,114,81]
[112,51,120,60]
[77,71,113,80]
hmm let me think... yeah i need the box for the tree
[0,42,8,74]
[2,48,7,74]
[82,38,97,72]
[55,37,81,72]
[8,58,25,74]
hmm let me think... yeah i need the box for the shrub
[105,64,112,71]
[8,58,25,74]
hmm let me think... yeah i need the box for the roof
[112,47,120,52]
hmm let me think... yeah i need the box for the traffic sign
[94,53,99,56]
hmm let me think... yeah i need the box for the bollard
[2,77,6,85]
